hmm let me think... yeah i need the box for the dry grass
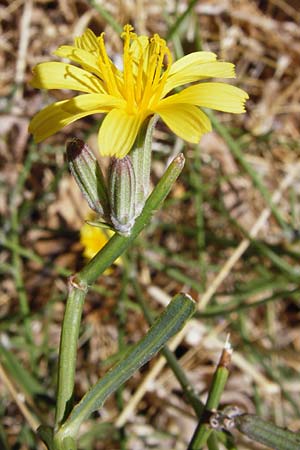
[1,1,300,449]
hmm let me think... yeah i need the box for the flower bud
[130,115,157,216]
[109,156,136,236]
[66,138,109,217]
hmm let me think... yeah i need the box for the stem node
[68,275,88,293]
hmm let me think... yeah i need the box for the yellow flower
[29,25,248,158]
[80,220,121,266]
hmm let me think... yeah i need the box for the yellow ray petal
[156,104,212,143]
[169,51,217,75]
[163,62,236,96]
[31,62,105,93]
[159,82,249,113]
[98,109,142,158]
[80,220,113,259]
[54,46,103,78]
[29,94,125,142]
[75,28,99,53]
[80,219,121,268]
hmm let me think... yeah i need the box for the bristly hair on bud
[109,156,137,236]
[66,138,110,219]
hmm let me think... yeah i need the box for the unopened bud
[66,138,109,217]
[130,115,157,216]
[109,156,136,236]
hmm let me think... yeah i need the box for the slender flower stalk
[188,337,233,449]
[29,25,248,158]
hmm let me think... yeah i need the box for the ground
[1,1,300,449]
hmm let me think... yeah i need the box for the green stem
[207,432,220,450]
[188,344,231,449]
[54,154,185,429]
[55,281,87,427]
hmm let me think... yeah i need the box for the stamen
[135,37,146,104]
[152,36,166,89]
[122,25,135,112]
[139,39,160,110]
[121,24,134,39]
[82,32,93,51]
[86,29,99,49]
[91,25,173,114]
[98,34,120,97]
[150,47,172,107]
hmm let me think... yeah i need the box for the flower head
[29,25,248,158]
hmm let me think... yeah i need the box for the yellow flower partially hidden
[80,221,121,267]
[29,25,248,158]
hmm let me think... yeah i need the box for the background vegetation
[1,0,300,449]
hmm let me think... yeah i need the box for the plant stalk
[188,341,232,449]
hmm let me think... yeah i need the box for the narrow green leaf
[235,414,300,450]
[55,293,196,441]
